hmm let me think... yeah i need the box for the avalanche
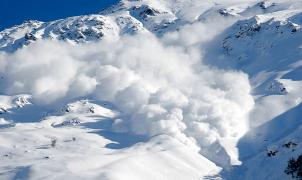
[0,0,302,180]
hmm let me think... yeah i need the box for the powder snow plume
[0,20,254,166]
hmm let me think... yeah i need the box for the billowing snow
[1,0,302,179]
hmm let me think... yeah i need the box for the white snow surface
[0,0,302,179]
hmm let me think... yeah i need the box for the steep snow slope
[1,0,302,180]
[204,0,302,179]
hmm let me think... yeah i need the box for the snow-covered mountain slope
[1,0,302,179]
[0,98,220,179]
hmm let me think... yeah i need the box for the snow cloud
[0,20,254,163]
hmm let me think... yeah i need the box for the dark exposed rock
[267,150,278,157]
[266,80,288,95]
[24,33,37,41]
[258,1,276,10]
[0,107,8,114]
[218,8,232,17]
[285,155,302,179]
[89,107,95,113]
[60,118,81,126]
[283,142,298,149]
[132,5,163,20]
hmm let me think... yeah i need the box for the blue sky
[0,0,119,30]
